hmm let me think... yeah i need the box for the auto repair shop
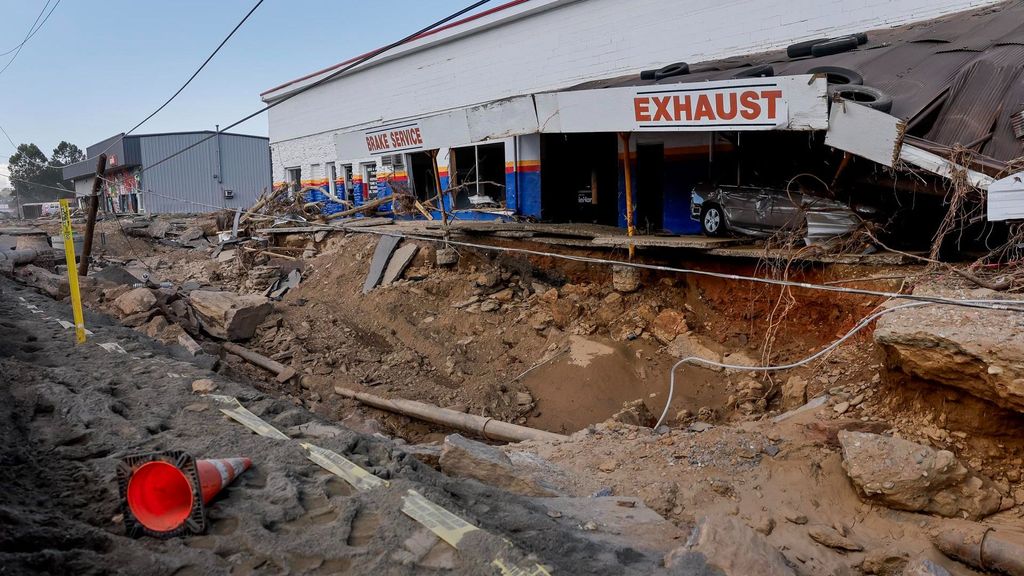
[261,0,1020,248]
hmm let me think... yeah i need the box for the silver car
[690,183,876,242]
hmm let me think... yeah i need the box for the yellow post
[619,132,636,259]
[58,199,87,343]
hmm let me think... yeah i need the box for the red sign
[364,123,425,155]
[634,89,783,125]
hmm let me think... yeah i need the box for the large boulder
[438,434,560,497]
[838,431,1001,519]
[874,293,1024,413]
[114,287,156,316]
[188,290,273,341]
[664,515,795,575]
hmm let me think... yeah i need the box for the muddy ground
[4,215,1024,575]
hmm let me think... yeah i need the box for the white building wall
[266,0,999,182]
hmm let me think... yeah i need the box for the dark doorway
[409,152,437,203]
[635,143,665,233]
[539,133,618,225]
[450,143,505,210]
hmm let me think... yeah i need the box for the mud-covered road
[0,276,722,576]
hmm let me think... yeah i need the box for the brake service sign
[536,75,827,133]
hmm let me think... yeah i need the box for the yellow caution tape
[218,401,290,440]
[58,200,86,344]
[401,489,480,549]
[301,443,388,491]
[491,558,553,576]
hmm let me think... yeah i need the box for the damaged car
[690,183,878,243]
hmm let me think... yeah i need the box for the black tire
[810,36,859,57]
[654,62,690,80]
[787,38,829,58]
[828,84,893,113]
[732,64,774,78]
[701,205,725,236]
[853,32,868,45]
[640,69,657,80]
[807,65,863,86]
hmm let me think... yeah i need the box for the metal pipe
[932,519,1024,576]
[221,342,296,383]
[334,387,568,443]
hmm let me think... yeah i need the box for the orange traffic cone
[116,450,251,538]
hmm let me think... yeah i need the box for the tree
[51,141,84,166]
[7,142,75,205]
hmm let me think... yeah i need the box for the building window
[327,162,338,200]
[450,142,505,209]
[286,167,301,193]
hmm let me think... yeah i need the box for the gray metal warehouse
[63,131,271,215]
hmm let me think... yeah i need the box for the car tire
[787,38,830,58]
[810,36,859,57]
[640,69,657,80]
[701,205,725,236]
[807,65,863,86]
[732,64,774,78]
[654,62,690,80]
[853,32,868,45]
[828,84,893,113]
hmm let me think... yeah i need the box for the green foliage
[6,141,80,203]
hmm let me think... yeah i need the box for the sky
[0,0,487,179]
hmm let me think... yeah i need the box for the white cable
[138,187,1024,313]
[652,301,930,429]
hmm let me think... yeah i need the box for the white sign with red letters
[535,74,827,133]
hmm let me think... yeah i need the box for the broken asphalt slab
[362,235,401,294]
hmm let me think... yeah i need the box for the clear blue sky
[0,0,486,185]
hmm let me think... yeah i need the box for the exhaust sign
[536,74,827,133]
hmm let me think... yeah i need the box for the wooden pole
[78,154,107,276]
[334,387,568,443]
[619,133,636,259]
[428,150,449,234]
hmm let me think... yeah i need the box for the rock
[723,351,758,368]
[612,265,640,293]
[904,558,952,576]
[549,300,580,328]
[514,391,533,407]
[438,434,560,497]
[539,288,559,303]
[382,244,419,286]
[611,398,656,427]
[147,220,171,239]
[491,288,515,302]
[650,308,688,345]
[807,524,863,551]
[479,299,500,313]
[141,315,169,339]
[401,443,443,467]
[664,516,795,576]
[475,271,500,288]
[178,226,204,242]
[833,401,850,415]
[861,546,908,575]
[435,247,458,266]
[598,459,618,473]
[781,376,808,409]
[665,332,722,367]
[782,510,808,525]
[114,287,157,316]
[838,431,1002,519]
[188,290,273,341]
[13,265,69,299]
[191,378,217,394]
[168,298,200,335]
[874,293,1024,413]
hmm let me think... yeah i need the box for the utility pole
[78,154,107,277]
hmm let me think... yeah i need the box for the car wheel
[701,205,725,236]
[807,65,863,86]
[810,36,859,57]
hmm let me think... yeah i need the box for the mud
[0,276,708,575]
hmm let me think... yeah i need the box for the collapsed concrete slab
[13,265,69,299]
[438,434,561,497]
[838,431,1002,520]
[664,515,795,576]
[188,290,273,341]
[874,293,1024,413]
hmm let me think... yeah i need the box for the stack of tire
[787,33,891,113]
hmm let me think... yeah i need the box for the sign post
[58,199,87,343]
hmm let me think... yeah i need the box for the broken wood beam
[333,387,567,443]
[222,342,297,383]
[324,195,394,220]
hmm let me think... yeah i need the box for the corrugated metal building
[63,131,271,214]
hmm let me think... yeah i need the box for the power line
[0,0,61,79]
[134,0,494,177]
[88,0,266,163]
[0,0,51,57]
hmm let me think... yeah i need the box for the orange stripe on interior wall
[505,160,540,173]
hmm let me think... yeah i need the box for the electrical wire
[652,301,930,429]
[133,0,494,178]
[86,0,266,163]
[0,0,51,56]
[0,0,61,78]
